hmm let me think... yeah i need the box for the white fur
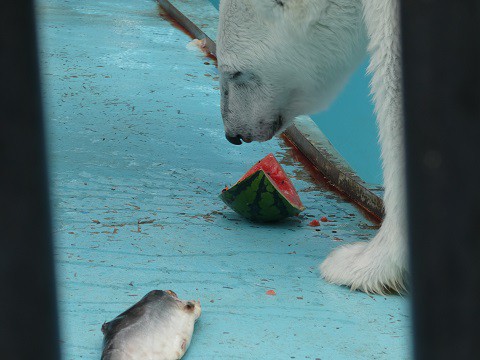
[218,0,367,142]
[320,0,407,294]
[218,0,407,294]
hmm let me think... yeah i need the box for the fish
[101,290,201,360]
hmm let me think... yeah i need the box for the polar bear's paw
[320,241,406,295]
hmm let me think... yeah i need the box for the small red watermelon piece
[220,153,305,222]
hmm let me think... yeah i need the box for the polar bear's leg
[320,0,407,294]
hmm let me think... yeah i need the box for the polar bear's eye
[225,71,261,87]
[230,72,243,80]
[274,0,284,7]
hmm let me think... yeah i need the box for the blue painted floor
[37,0,411,359]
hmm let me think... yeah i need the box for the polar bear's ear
[251,0,329,26]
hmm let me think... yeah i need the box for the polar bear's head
[217,0,367,144]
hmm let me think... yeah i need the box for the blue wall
[311,61,382,185]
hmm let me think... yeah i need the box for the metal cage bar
[401,0,480,359]
[0,1,60,359]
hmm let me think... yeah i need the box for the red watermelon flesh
[236,153,304,210]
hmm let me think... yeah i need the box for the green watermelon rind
[219,170,305,222]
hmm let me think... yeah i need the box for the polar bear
[217,0,406,294]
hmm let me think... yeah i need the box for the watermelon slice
[219,153,305,222]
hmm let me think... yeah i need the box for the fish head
[183,300,202,321]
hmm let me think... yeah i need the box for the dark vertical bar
[0,1,60,359]
[401,1,480,359]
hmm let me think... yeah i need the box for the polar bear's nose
[225,134,243,145]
